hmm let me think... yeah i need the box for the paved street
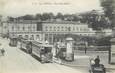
[0,38,83,73]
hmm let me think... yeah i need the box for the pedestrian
[94,55,100,64]
[1,48,5,56]
[85,47,87,54]
[84,42,88,54]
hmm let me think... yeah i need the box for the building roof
[7,20,37,24]
[6,20,87,25]
[42,21,83,24]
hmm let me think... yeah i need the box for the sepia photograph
[0,0,115,73]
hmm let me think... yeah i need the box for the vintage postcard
[0,0,115,73]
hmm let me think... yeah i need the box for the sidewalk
[60,55,115,70]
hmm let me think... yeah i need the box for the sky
[0,0,103,17]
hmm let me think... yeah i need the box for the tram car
[55,45,66,60]
[19,39,53,63]
[31,41,53,63]
[18,38,32,54]
[9,37,18,47]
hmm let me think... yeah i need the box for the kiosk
[9,37,18,47]
[65,37,74,61]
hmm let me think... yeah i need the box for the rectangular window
[12,26,14,31]
[36,35,39,40]
[23,26,25,31]
[17,26,20,30]
[37,22,42,31]
[54,27,56,31]
[33,26,36,31]
[50,26,52,31]
[45,26,48,31]
[19,35,22,38]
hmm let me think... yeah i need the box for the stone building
[42,21,96,44]
[8,20,42,40]
[5,20,96,44]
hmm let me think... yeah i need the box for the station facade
[2,20,96,44]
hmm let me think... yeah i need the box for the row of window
[18,35,40,40]
[45,26,89,31]
[11,26,36,31]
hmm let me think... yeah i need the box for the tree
[35,13,42,20]
[56,13,64,20]
[101,0,115,27]
[22,15,35,20]
[41,13,52,21]
[8,16,15,21]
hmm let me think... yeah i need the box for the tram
[9,37,18,47]
[19,39,53,63]
[31,41,53,63]
[55,43,66,60]
[55,37,74,61]
[19,38,32,54]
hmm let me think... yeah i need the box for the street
[0,38,83,73]
[0,37,115,73]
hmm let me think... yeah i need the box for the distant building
[42,21,96,43]
[0,16,2,35]
[1,21,9,36]
[8,21,42,40]
[5,20,96,44]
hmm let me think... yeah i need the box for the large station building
[2,20,96,44]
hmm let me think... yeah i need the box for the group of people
[0,48,5,56]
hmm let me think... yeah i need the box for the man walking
[84,42,88,54]
[1,48,5,56]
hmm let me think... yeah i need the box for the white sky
[0,0,103,17]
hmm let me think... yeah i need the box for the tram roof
[32,41,53,47]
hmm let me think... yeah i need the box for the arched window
[57,27,60,31]
[61,26,63,31]
[50,26,52,31]
[30,35,34,40]
[19,35,22,38]
[54,27,56,31]
[25,35,28,40]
